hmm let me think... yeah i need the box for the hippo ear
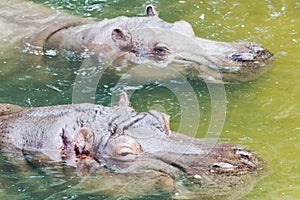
[146,5,157,17]
[74,128,100,176]
[74,128,95,157]
[118,92,130,107]
[111,28,132,48]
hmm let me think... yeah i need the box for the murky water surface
[0,0,299,199]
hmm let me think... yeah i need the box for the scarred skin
[0,0,273,83]
[0,93,262,198]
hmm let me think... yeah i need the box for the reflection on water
[0,0,300,199]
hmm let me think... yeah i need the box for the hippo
[0,0,273,83]
[0,92,263,199]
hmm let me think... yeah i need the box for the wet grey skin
[39,5,273,83]
[0,93,262,183]
[0,1,273,83]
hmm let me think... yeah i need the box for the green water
[0,0,299,199]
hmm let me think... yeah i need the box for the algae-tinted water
[0,0,299,199]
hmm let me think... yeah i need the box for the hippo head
[73,93,261,185]
[0,92,262,197]
[39,5,273,83]
[105,6,274,83]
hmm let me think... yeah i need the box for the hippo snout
[231,43,273,62]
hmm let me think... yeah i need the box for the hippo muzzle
[98,126,260,177]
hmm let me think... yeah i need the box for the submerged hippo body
[0,93,262,199]
[1,0,273,83]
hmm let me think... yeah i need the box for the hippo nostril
[231,52,254,61]
[213,162,236,170]
[247,43,264,53]
[235,148,252,159]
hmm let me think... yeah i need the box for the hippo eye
[120,152,132,156]
[117,147,135,156]
[104,135,143,160]
[153,43,169,56]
